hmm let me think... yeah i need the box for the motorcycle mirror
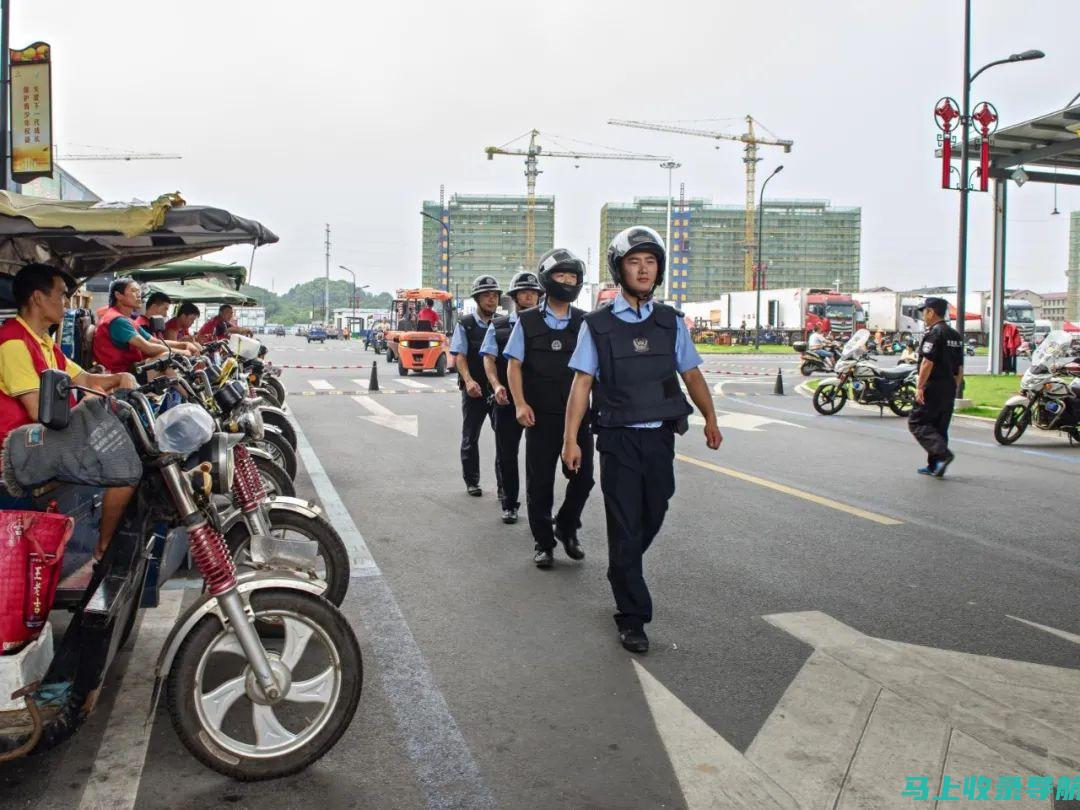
[149,315,167,334]
[38,368,72,430]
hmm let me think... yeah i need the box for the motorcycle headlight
[194,432,235,494]
[238,408,265,440]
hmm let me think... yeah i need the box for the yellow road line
[676,454,903,526]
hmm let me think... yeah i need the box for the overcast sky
[14,0,1079,295]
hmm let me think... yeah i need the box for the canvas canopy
[0,190,276,280]
[129,259,247,290]
[143,278,256,306]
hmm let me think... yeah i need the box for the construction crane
[485,129,670,269]
[609,116,792,290]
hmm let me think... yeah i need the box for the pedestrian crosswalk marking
[308,378,334,390]
[391,378,430,389]
[676,454,902,525]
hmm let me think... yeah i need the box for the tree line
[239,278,394,325]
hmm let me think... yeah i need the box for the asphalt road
[6,336,1079,809]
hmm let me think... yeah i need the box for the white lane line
[351,395,418,436]
[390,377,430,389]
[1005,614,1080,646]
[293,418,378,576]
[308,378,334,390]
[290,417,495,808]
[77,591,185,810]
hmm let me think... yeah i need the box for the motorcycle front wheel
[800,361,815,376]
[252,454,296,498]
[166,589,362,781]
[226,510,350,606]
[994,404,1029,445]
[264,376,287,406]
[260,409,297,450]
[256,386,282,409]
[888,383,916,417]
[812,383,847,415]
[248,426,298,480]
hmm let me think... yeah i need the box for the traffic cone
[773,368,784,395]
[369,362,379,392]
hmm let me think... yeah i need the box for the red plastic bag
[0,510,74,653]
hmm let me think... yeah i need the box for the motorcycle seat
[880,364,917,380]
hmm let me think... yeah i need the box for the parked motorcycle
[136,355,349,605]
[0,371,361,779]
[993,330,1080,445]
[812,329,919,417]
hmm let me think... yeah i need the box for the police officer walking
[504,249,593,569]
[909,297,963,477]
[562,226,722,654]
[481,270,544,524]
[450,275,503,497]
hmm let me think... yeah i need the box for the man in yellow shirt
[0,264,138,561]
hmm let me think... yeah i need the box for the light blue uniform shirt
[480,311,517,358]
[502,300,572,363]
[450,312,492,356]
[569,295,701,429]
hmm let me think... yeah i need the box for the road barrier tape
[278,364,371,369]
[703,369,772,377]
[292,389,458,396]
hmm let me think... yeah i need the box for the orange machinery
[384,288,456,376]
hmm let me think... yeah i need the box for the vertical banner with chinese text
[9,42,53,184]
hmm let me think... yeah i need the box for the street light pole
[954,0,1044,388]
[338,264,356,335]
[754,165,783,350]
[660,161,681,302]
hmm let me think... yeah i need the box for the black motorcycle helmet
[537,248,585,303]
[470,275,502,300]
[606,226,666,300]
[507,271,543,305]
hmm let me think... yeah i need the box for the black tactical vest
[457,314,491,392]
[585,303,693,429]
[520,306,584,415]
[490,314,515,390]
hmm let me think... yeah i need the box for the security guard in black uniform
[504,249,594,569]
[562,226,722,653]
[909,296,964,477]
[450,275,503,497]
[482,270,544,524]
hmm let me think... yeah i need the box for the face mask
[545,281,581,303]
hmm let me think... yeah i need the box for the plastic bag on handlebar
[154,403,215,456]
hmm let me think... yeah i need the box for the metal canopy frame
[943,104,1080,372]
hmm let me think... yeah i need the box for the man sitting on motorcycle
[164,301,200,342]
[808,324,833,368]
[93,278,198,373]
[196,303,252,343]
[0,264,139,560]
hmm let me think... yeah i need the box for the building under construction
[1069,211,1080,321]
[599,197,861,303]
[421,194,554,296]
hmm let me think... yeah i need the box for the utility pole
[0,0,10,191]
[955,0,972,387]
[661,161,681,300]
[324,223,331,324]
